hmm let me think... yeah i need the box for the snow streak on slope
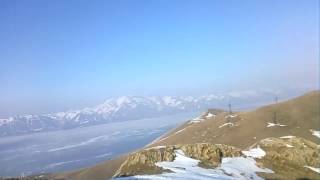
[116,150,273,180]
[267,123,286,127]
[304,166,320,174]
[219,122,234,128]
[280,136,295,139]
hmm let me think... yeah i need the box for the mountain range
[0,89,303,137]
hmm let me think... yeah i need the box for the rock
[179,143,242,167]
[113,143,242,177]
[113,146,176,177]
[256,137,320,179]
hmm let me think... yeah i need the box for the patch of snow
[206,112,215,118]
[188,116,205,124]
[174,128,186,135]
[267,122,286,127]
[183,96,195,102]
[116,149,273,180]
[55,112,66,119]
[0,117,14,125]
[24,115,33,120]
[225,114,237,119]
[242,146,266,159]
[304,166,320,174]
[285,144,293,148]
[64,111,80,120]
[310,129,320,139]
[162,96,182,107]
[220,157,273,179]
[219,122,234,128]
[280,136,295,139]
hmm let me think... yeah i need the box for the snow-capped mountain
[0,89,300,137]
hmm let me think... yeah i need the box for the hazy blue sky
[0,0,319,117]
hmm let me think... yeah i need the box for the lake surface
[0,111,199,177]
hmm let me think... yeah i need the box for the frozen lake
[0,111,199,177]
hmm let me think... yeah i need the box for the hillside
[149,90,320,148]
[47,91,320,180]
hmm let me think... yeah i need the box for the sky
[0,0,319,117]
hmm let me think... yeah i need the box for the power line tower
[273,95,278,124]
[227,101,232,122]
[228,101,232,115]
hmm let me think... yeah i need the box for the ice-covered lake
[0,111,199,177]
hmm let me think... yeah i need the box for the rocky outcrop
[113,143,242,177]
[258,137,319,167]
[114,137,320,179]
[256,137,320,179]
[113,146,176,177]
[179,143,242,167]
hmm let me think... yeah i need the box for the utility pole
[228,101,232,115]
[273,95,278,124]
[228,101,232,123]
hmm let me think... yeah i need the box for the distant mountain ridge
[0,89,306,136]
